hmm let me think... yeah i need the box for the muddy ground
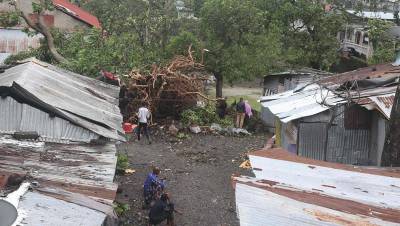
[115,130,268,226]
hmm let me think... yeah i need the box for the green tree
[201,0,283,97]
[0,0,68,63]
[368,19,396,65]
[265,0,346,70]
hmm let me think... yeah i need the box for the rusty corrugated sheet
[233,149,400,226]
[0,135,118,225]
[319,63,400,86]
[0,135,118,202]
[0,29,41,54]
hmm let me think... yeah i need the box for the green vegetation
[4,0,369,97]
[116,154,129,175]
[367,19,397,65]
[181,105,234,127]
[177,132,190,140]
[113,202,130,216]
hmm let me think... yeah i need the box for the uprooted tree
[0,0,67,63]
[121,46,211,122]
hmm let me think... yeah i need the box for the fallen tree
[122,46,212,123]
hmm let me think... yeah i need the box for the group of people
[143,167,178,226]
[216,97,253,129]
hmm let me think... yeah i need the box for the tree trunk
[381,84,400,166]
[215,72,223,98]
[13,1,68,64]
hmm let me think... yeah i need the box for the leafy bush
[181,105,234,127]
[113,202,130,216]
[116,154,129,175]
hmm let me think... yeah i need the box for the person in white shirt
[137,103,151,144]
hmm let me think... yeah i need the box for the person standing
[236,98,246,128]
[216,97,228,119]
[244,100,253,127]
[138,103,151,144]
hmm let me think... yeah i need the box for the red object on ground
[52,0,102,28]
[102,70,119,81]
[123,123,137,133]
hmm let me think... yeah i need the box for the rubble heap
[123,46,210,122]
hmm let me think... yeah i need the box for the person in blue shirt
[143,167,165,208]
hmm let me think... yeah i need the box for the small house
[261,68,332,132]
[260,63,398,166]
[0,59,123,225]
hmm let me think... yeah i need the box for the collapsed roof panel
[0,59,124,141]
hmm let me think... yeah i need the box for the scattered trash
[190,126,201,134]
[125,168,136,174]
[210,123,223,132]
[232,128,251,136]
[239,160,252,169]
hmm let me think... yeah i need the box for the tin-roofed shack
[260,63,399,166]
[261,68,332,132]
[0,59,123,226]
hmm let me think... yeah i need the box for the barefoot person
[137,103,151,144]
[148,193,175,226]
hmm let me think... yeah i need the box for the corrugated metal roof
[369,94,395,119]
[260,63,400,123]
[0,59,124,141]
[347,10,395,20]
[318,63,400,87]
[0,29,42,54]
[233,149,400,226]
[265,67,333,78]
[260,84,344,123]
[17,192,107,226]
[0,135,118,225]
[0,136,118,194]
[0,97,99,143]
[52,0,101,28]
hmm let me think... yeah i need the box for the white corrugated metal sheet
[233,149,400,226]
[0,59,124,141]
[0,97,99,143]
[17,192,107,226]
[260,84,343,123]
[347,10,395,20]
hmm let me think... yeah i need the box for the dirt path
[116,132,267,226]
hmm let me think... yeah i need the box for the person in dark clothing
[236,98,246,128]
[216,97,228,119]
[143,167,165,208]
[148,193,175,226]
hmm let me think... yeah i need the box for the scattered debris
[190,126,201,134]
[125,169,136,174]
[239,160,251,169]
